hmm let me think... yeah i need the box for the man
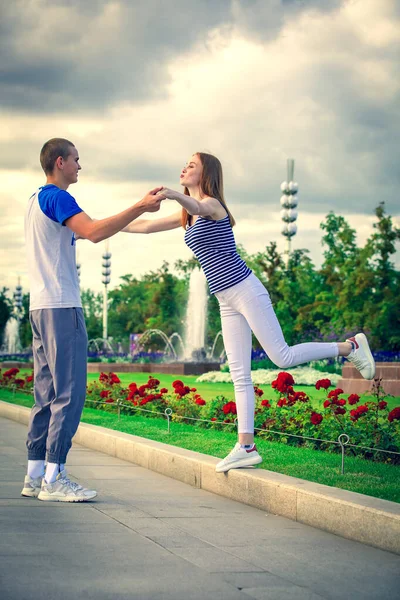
[22,138,164,502]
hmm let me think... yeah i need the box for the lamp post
[280,158,299,268]
[102,241,112,340]
[13,278,23,315]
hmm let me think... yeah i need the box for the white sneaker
[216,443,262,473]
[346,333,376,380]
[38,471,97,502]
[21,474,43,497]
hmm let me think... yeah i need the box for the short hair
[40,138,75,175]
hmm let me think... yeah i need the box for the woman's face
[180,154,202,189]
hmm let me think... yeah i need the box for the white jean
[215,273,338,433]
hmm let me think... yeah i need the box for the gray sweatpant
[27,308,88,464]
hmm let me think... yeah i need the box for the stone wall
[338,363,400,395]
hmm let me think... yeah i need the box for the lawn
[1,389,399,504]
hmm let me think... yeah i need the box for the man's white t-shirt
[25,184,83,310]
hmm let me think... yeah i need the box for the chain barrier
[2,384,399,476]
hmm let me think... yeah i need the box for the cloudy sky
[2,0,399,296]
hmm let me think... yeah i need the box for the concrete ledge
[1,399,399,555]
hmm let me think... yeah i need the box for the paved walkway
[0,417,399,600]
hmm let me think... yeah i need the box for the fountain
[87,267,222,375]
[2,317,22,354]
[183,267,208,360]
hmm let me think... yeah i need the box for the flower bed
[84,370,400,463]
[0,367,33,391]
[196,367,342,386]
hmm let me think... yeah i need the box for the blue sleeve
[38,187,83,226]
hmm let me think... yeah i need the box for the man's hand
[137,187,165,213]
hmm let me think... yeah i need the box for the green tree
[81,289,103,340]
[0,288,12,343]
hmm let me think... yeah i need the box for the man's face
[62,146,81,185]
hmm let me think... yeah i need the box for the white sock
[45,462,60,484]
[27,460,45,480]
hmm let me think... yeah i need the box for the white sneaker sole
[216,455,263,473]
[38,491,97,502]
[21,488,40,498]
[356,333,376,380]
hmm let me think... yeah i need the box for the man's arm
[65,187,164,243]
[121,210,182,234]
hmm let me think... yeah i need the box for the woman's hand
[158,187,180,200]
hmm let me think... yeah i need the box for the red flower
[334,398,346,406]
[172,380,184,388]
[334,407,346,415]
[350,404,369,421]
[388,407,400,422]
[160,388,168,394]
[323,400,331,408]
[105,398,115,403]
[195,397,206,405]
[327,388,344,399]
[3,368,20,378]
[315,378,331,390]
[310,412,323,425]
[271,372,295,394]
[378,401,388,410]
[14,378,25,388]
[190,387,197,392]
[147,378,160,389]
[26,375,34,383]
[277,398,287,407]
[138,385,147,397]
[261,399,271,408]
[176,385,191,397]
[348,394,360,405]
[128,382,138,393]
[222,401,237,415]
[211,417,217,422]
[99,372,109,384]
[110,373,121,385]
[254,386,264,397]
[100,390,111,398]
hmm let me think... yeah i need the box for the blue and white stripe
[184,215,252,294]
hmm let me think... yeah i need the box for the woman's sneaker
[346,333,376,380]
[216,443,262,473]
[38,471,97,502]
[21,474,43,497]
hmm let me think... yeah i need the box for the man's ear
[55,156,63,170]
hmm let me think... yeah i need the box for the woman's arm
[161,188,221,218]
[121,210,182,234]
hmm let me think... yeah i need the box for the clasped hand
[157,187,180,200]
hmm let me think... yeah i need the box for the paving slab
[0,416,399,600]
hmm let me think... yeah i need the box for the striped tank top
[184,214,252,294]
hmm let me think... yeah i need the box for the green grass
[2,389,399,504]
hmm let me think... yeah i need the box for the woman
[123,152,375,473]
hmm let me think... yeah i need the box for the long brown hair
[181,152,236,229]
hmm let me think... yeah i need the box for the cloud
[0,0,345,113]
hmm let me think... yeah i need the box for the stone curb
[1,400,399,555]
